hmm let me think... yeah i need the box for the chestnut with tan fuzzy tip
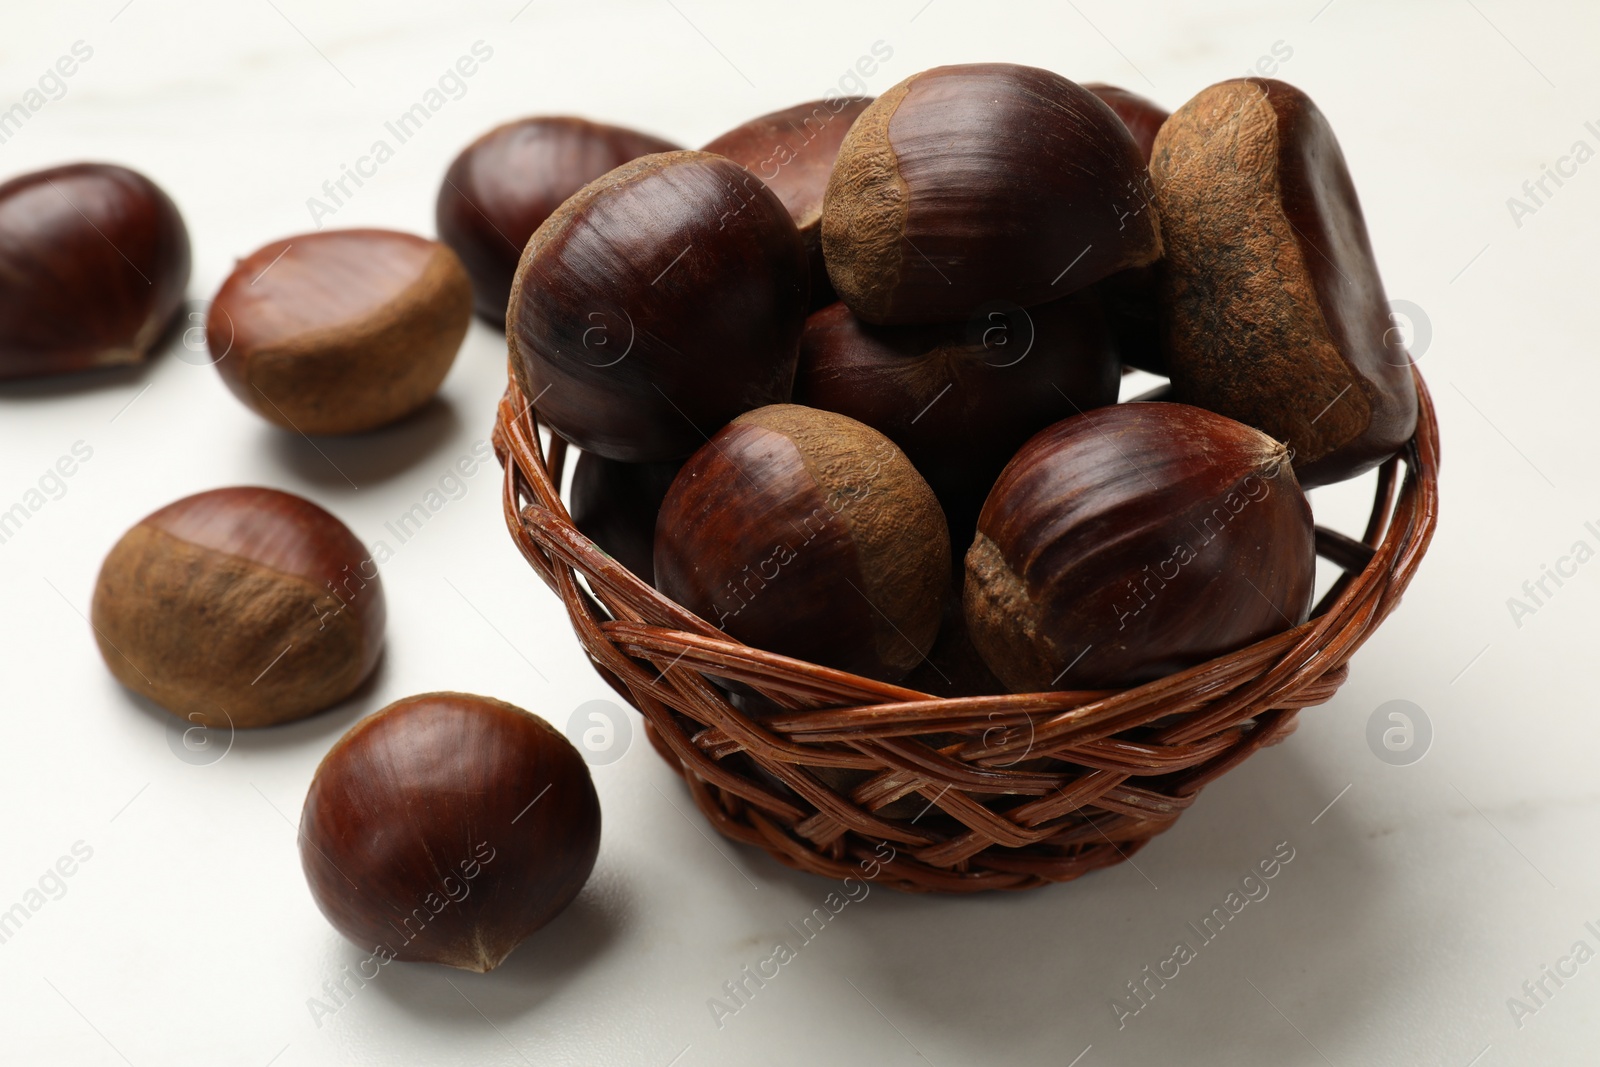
[1150,78,1416,487]
[965,403,1315,692]
[654,404,949,683]
[0,162,190,379]
[437,117,680,324]
[821,63,1162,325]
[211,229,471,435]
[299,692,600,972]
[508,150,808,462]
[91,487,385,728]
[703,97,873,309]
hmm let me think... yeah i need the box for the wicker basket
[492,367,1439,893]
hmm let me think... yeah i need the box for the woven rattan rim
[492,367,1440,893]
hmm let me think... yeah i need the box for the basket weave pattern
[493,369,1439,893]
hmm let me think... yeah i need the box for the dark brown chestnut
[1150,78,1416,487]
[211,229,471,435]
[794,292,1119,541]
[570,451,682,584]
[299,692,600,972]
[0,162,190,379]
[437,117,679,324]
[1083,84,1171,375]
[654,404,949,683]
[508,150,808,462]
[702,97,873,310]
[1084,83,1168,164]
[903,587,1005,699]
[965,403,1315,692]
[1095,265,1166,377]
[91,487,384,728]
[822,63,1162,324]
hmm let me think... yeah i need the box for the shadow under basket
[493,369,1440,893]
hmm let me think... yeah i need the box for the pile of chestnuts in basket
[6,58,1415,973]
[492,63,1417,695]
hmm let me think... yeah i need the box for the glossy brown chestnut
[570,451,682,584]
[210,229,471,435]
[299,692,600,972]
[509,150,809,462]
[1150,78,1416,487]
[1084,83,1168,164]
[91,487,385,728]
[965,403,1315,692]
[822,63,1162,324]
[654,404,949,683]
[794,293,1119,540]
[0,162,190,379]
[703,97,873,310]
[437,117,680,324]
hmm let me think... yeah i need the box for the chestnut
[1084,84,1171,376]
[965,403,1315,692]
[299,692,600,972]
[437,117,679,324]
[821,63,1161,324]
[794,293,1119,542]
[210,229,471,435]
[91,487,384,728]
[0,162,190,379]
[654,404,949,683]
[508,151,808,462]
[702,97,873,309]
[1150,78,1416,487]
[569,451,682,584]
[903,588,1005,699]
[1084,83,1168,164]
[1095,265,1167,377]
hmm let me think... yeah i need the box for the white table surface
[1,1,1595,1064]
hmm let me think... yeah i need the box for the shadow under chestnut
[264,396,461,488]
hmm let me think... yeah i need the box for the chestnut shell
[210,229,471,435]
[299,692,600,972]
[702,97,873,310]
[91,487,385,728]
[437,117,680,324]
[508,150,809,462]
[0,162,190,379]
[1151,78,1416,487]
[965,403,1315,691]
[1084,83,1168,164]
[654,404,949,683]
[821,63,1161,324]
